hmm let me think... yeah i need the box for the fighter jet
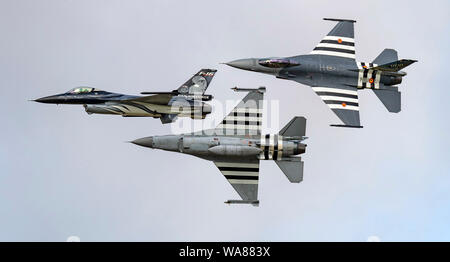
[131,87,307,206]
[34,69,216,124]
[225,18,417,128]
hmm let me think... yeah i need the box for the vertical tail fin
[372,49,417,72]
[371,49,410,113]
[371,49,405,113]
[372,59,417,72]
[177,69,217,95]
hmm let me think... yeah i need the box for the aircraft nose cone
[34,95,63,104]
[131,136,154,148]
[224,58,256,71]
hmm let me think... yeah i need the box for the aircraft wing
[213,159,260,204]
[123,93,174,105]
[214,87,265,136]
[193,87,265,137]
[307,19,363,127]
[310,84,361,127]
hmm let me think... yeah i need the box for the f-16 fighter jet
[131,87,307,206]
[225,18,417,128]
[34,69,217,124]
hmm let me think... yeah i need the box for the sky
[0,0,449,241]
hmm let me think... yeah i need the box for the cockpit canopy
[258,58,299,68]
[67,87,102,94]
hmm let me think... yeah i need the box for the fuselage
[131,134,306,161]
[35,87,212,118]
[226,55,403,89]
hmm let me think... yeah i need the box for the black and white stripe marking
[215,162,259,185]
[259,134,283,160]
[357,62,381,89]
[312,87,359,111]
[310,36,356,59]
[216,108,263,135]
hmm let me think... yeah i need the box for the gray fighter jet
[34,69,216,124]
[225,18,417,128]
[131,87,307,206]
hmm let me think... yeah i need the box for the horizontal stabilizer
[373,89,401,113]
[373,49,398,65]
[279,117,307,137]
[275,157,304,183]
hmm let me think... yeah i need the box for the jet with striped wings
[225,18,417,128]
[131,87,307,206]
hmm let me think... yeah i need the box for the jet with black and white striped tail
[34,69,217,124]
[225,18,417,128]
[131,87,308,206]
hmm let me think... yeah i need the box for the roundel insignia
[369,78,374,84]
[337,38,342,44]
[342,102,347,107]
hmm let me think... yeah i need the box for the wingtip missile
[231,86,266,93]
[224,200,260,206]
[323,18,356,23]
[330,124,364,128]
[199,68,218,72]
